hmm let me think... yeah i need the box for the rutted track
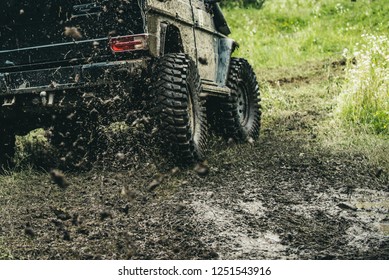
[0,63,388,260]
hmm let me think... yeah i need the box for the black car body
[0,0,261,168]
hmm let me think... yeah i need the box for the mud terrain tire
[219,58,261,141]
[0,128,16,170]
[151,53,208,163]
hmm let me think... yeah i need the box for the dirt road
[0,62,388,259]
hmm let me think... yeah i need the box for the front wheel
[218,58,261,141]
[151,53,208,163]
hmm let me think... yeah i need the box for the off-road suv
[0,0,261,169]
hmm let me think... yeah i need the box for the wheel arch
[160,23,184,55]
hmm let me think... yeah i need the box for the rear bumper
[0,59,148,99]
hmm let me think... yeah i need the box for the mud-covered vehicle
[0,0,261,169]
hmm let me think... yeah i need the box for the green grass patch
[225,0,389,68]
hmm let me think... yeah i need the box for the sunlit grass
[225,0,389,68]
[337,34,389,135]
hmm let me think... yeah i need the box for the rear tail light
[109,34,149,53]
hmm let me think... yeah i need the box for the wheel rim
[237,82,250,126]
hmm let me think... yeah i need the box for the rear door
[192,0,218,82]
[0,0,145,71]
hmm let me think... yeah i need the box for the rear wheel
[151,53,208,163]
[0,128,16,170]
[218,58,261,141]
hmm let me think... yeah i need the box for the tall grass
[225,0,389,68]
[337,34,389,135]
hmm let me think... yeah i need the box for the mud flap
[217,38,235,86]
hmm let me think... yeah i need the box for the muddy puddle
[352,191,389,236]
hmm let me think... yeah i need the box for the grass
[337,34,389,135]
[0,169,37,260]
[225,0,389,169]
[226,0,389,68]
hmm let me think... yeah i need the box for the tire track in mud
[1,119,387,260]
[122,127,388,259]
[1,64,388,260]
[177,132,388,259]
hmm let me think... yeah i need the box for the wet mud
[0,66,388,260]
